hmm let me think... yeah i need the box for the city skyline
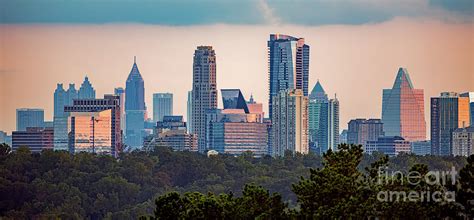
[1,20,473,134]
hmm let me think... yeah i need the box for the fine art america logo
[377,167,457,203]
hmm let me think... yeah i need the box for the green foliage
[0,145,470,218]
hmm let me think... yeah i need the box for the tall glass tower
[53,83,77,151]
[153,93,173,122]
[318,96,339,154]
[268,34,309,118]
[125,57,146,149]
[16,108,44,131]
[78,76,96,99]
[191,46,217,153]
[382,68,426,142]
[308,80,328,152]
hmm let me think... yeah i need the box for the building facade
[431,92,471,156]
[125,57,146,149]
[78,76,96,99]
[347,119,384,149]
[318,97,339,154]
[54,83,78,151]
[65,95,122,157]
[452,126,474,157]
[191,46,218,153]
[268,34,309,119]
[187,91,193,133]
[382,68,426,142]
[308,81,329,152]
[12,127,54,153]
[114,87,126,132]
[206,90,267,156]
[153,93,173,122]
[16,108,44,131]
[460,92,474,125]
[272,89,309,156]
[411,141,431,156]
[150,116,198,152]
[365,136,411,157]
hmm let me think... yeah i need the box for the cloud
[258,0,281,25]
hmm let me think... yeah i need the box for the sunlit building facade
[431,92,471,156]
[272,89,309,156]
[382,68,426,142]
[460,92,474,125]
[192,46,218,152]
[65,95,122,157]
[268,34,309,118]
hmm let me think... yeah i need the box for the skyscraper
[153,93,173,122]
[272,89,309,156]
[452,126,474,157]
[191,46,217,152]
[431,92,471,156]
[78,76,96,99]
[114,87,126,132]
[12,127,54,153]
[53,83,77,151]
[268,34,309,118]
[187,91,193,132]
[308,80,328,151]
[16,108,44,131]
[318,96,339,154]
[65,95,122,157]
[125,57,146,149]
[382,68,426,142]
[347,119,384,151]
[460,92,474,125]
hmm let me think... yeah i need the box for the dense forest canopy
[0,143,471,219]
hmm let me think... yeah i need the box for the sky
[0,0,473,134]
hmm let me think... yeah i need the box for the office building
[431,92,470,156]
[187,91,193,132]
[308,81,329,150]
[411,141,431,156]
[191,46,218,152]
[347,119,384,149]
[247,94,264,122]
[206,90,268,156]
[460,92,474,125]
[151,116,198,151]
[318,96,339,154]
[114,87,126,132]
[382,68,426,142]
[272,89,309,156]
[452,126,474,156]
[12,127,54,153]
[125,57,146,149]
[153,93,173,122]
[65,95,122,157]
[0,131,7,144]
[16,108,44,131]
[54,83,78,151]
[365,136,411,157]
[268,34,309,118]
[78,76,96,99]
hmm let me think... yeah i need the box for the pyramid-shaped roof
[127,56,143,82]
[392,67,414,89]
[310,80,328,101]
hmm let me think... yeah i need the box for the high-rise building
[206,90,267,156]
[318,96,339,154]
[347,119,384,150]
[431,92,471,156]
[365,136,411,157]
[272,89,309,156]
[78,76,96,99]
[382,68,426,142]
[16,108,44,131]
[187,91,193,132]
[268,34,309,119]
[153,93,173,122]
[12,127,54,153]
[149,116,198,152]
[54,83,78,151]
[460,92,474,126]
[65,95,122,157]
[339,130,348,144]
[0,131,8,144]
[247,94,264,123]
[411,141,431,156]
[114,87,126,132]
[125,57,146,149]
[308,80,328,151]
[191,46,218,152]
[452,126,474,157]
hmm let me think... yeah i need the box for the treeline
[0,143,471,219]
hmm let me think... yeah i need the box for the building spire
[134,56,136,64]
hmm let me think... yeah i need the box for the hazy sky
[1,0,473,134]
